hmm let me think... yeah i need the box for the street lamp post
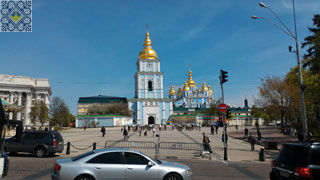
[252,0,308,141]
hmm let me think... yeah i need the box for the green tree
[205,104,219,116]
[254,76,291,127]
[39,101,49,126]
[302,14,320,75]
[88,102,130,116]
[50,96,74,127]
[29,101,49,126]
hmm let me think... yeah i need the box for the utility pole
[219,69,228,160]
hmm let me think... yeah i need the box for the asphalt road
[6,155,270,180]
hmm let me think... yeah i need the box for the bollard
[259,148,265,161]
[93,142,96,150]
[66,142,70,155]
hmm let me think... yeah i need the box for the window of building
[148,81,152,91]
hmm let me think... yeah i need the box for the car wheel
[75,175,94,180]
[163,173,182,180]
[35,147,46,157]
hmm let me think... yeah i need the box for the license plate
[58,142,62,144]
[280,170,289,177]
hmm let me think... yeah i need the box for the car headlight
[185,169,192,176]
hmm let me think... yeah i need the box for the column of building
[24,92,31,127]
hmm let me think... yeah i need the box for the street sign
[218,103,228,113]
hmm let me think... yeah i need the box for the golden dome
[208,85,213,95]
[200,82,208,91]
[138,32,158,60]
[177,87,182,96]
[169,85,176,95]
[187,70,196,87]
[183,82,190,91]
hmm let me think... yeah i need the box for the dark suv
[5,130,64,157]
[270,141,320,180]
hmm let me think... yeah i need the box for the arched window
[148,81,153,91]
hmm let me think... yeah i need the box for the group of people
[243,124,262,151]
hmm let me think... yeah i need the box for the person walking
[244,127,248,139]
[100,126,106,137]
[152,126,156,137]
[215,125,219,134]
[248,133,255,151]
[211,125,215,135]
[257,129,262,142]
[222,133,228,147]
[123,128,128,141]
[202,132,212,159]
[139,127,142,136]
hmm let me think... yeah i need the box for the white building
[0,74,51,127]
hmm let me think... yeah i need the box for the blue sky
[1,0,319,114]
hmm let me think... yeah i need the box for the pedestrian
[152,126,156,136]
[255,122,259,130]
[144,130,147,136]
[84,126,86,131]
[199,123,202,131]
[244,127,248,139]
[257,129,262,142]
[222,133,228,147]
[202,132,212,154]
[248,133,255,151]
[128,126,131,132]
[123,128,128,141]
[211,125,215,135]
[139,127,142,136]
[215,125,218,134]
[236,125,238,130]
[100,126,106,137]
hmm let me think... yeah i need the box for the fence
[104,140,204,158]
[104,141,156,149]
[159,142,203,151]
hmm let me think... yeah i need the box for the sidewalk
[58,126,271,163]
[228,126,297,145]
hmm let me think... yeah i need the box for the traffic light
[220,69,228,84]
[226,109,232,119]
[218,115,223,127]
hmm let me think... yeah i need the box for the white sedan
[51,148,192,180]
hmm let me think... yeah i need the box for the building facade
[0,74,51,127]
[169,70,216,109]
[128,31,173,125]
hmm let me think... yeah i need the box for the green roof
[78,95,127,104]
[128,98,171,101]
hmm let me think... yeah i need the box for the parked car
[270,141,320,180]
[5,130,64,157]
[52,148,192,180]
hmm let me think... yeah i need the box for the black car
[4,130,64,157]
[270,141,320,180]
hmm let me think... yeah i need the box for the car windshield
[71,151,95,161]
[277,145,309,166]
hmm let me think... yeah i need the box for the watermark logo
[1,0,32,32]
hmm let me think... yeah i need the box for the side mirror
[148,161,155,166]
